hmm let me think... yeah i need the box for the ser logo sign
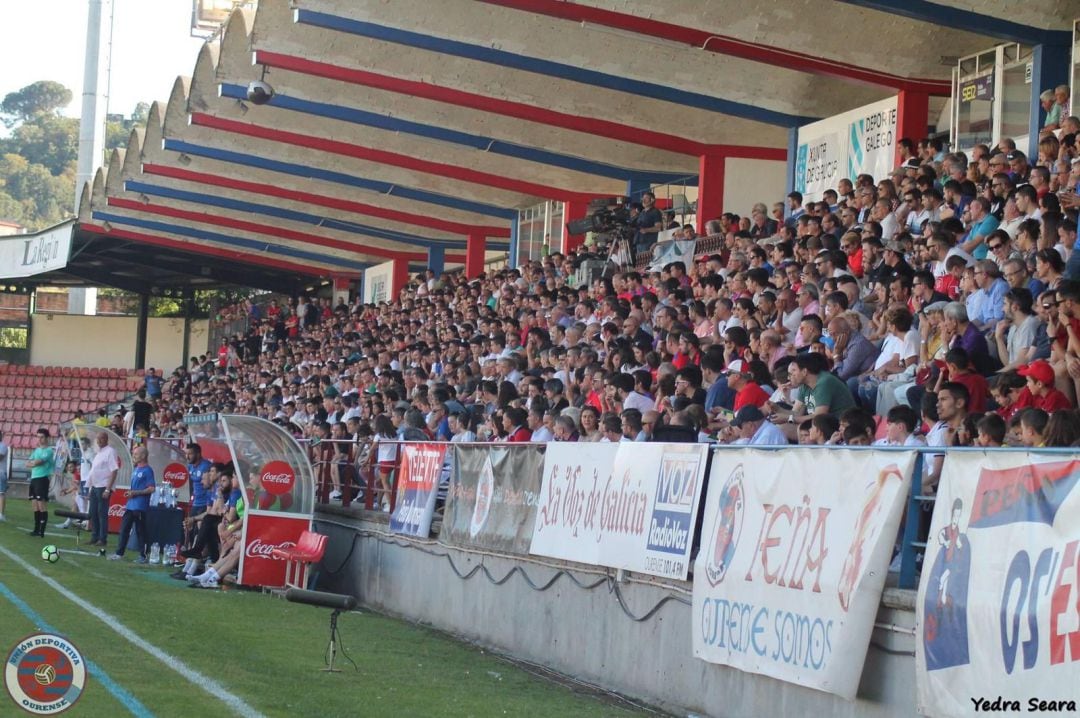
[5,633,86,715]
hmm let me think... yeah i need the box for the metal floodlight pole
[76,0,112,213]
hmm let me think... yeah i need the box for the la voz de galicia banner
[530,443,709,581]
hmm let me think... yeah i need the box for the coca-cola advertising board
[107,490,127,534]
[239,512,311,588]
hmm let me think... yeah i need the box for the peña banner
[440,444,544,555]
[692,448,912,699]
[916,453,1080,717]
[530,443,709,580]
[390,443,448,537]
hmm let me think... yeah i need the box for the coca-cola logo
[244,538,297,560]
[259,461,295,496]
[108,504,126,517]
[162,462,189,489]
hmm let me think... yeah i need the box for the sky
[3,0,208,121]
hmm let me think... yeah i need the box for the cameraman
[633,191,664,255]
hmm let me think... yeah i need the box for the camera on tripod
[566,197,638,272]
[566,196,636,238]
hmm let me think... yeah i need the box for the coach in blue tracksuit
[110,445,155,564]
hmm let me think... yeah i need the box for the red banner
[239,512,310,588]
[107,491,126,534]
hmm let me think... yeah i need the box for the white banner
[794,97,898,202]
[692,448,912,698]
[0,220,72,279]
[530,442,709,580]
[794,131,843,201]
[362,260,394,304]
[916,453,1080,717]
[647,239,697,272]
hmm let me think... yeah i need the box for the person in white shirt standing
[84,431,120,548]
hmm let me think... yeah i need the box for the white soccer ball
[41,545,59,563]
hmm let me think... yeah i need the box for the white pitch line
[0,543,265,718]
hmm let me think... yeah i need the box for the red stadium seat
[271,530,327,589]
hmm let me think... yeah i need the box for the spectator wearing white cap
[725,360,769,412]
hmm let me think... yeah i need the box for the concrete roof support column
[134,293,150,371]
[1028,42,1072,159]
[626,179,652,203]
[466,233,487,278]
[895,90,929,167]
[391,258,410,299]
[563,200,588,254]
[508,218,520,270]
[786,128,799,194]
[428,245,446,276]
[697,152,726,235]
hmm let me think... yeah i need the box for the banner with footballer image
[916,453,1080,718]
[692,448,912,698]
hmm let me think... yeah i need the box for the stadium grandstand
[2,1,1080,717]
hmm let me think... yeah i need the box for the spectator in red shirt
[937,348,988,414]
[672,332,701,369]
[1018,360,1073,412]
[725,359,770,411]
[502,407,532,442]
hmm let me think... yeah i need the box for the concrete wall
[723,159,787,218]
[314,512,920,718]
[30,314,209,370]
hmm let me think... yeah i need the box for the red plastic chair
[271,530,327,589]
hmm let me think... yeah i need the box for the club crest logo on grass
[4,633,86,715]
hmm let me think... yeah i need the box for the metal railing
[311,439,1080,591]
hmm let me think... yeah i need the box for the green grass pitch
[0,500,651,717]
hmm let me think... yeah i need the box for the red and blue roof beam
[122,179,503,252]
[81,222,358,279]
[218,83,697,187]
[292,10,817,128]
[478,0,951,96]
[160,138,518,220]
[140,164,511,239]
[838,0,1072,160]
[254,52,786,162]
[834,0,1071,47]
[187,112,605,204]
[89,211,372,272]
[106,197,468,265]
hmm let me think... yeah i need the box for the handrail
[306,439,1080,589]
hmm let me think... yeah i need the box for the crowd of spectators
[113,120,1080,506]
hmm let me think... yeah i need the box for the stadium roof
[74,0,1077,284]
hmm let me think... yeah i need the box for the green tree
[3,114,79,175]
[0,81,150,230]
[1,80,72,127]
[0,154,74,228]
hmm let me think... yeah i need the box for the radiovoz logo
[244,538,296,560]
[647,450,702,556]
[4,633,87,714]
[705,464,745,587]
